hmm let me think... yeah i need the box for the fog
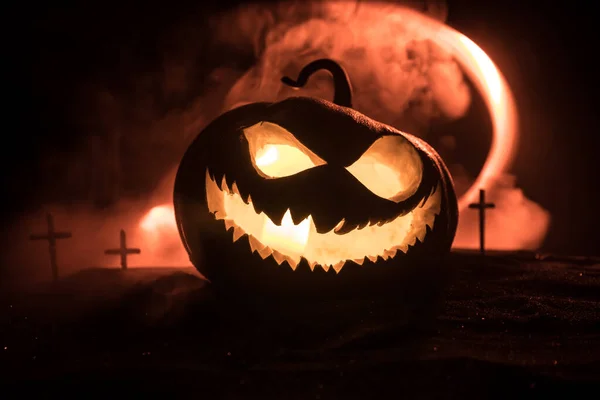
[5,0,550,284]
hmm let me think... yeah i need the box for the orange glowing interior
[205,123,442,273]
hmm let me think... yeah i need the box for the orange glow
[442,33,518,210]
[136,205,192,267]
[209,122,442,272]
[244,122,327,178]
[140,3,523,260]
[345,135,423,202]
[221,3,519,220]
[255,145,279,166]
[207,168,441,272]
[255,144,318,177]
[347,6,519,211]
[140,205,175,234]
[261,209,311,257]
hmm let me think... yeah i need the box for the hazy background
[3,0,599,283]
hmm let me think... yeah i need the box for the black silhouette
[469,189,496,256]
[29,213,72,280]
[104,229,141,270]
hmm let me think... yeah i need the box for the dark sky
[8,0,600,256]
[445,1,600,256]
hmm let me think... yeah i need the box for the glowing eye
[244,122,326,179]
[346,135,423,202]
[255,145,279,166]
[254,144,319,178]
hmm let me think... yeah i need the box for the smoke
[452,170,550,250]
[6,0,550,285]
[220,0,469,133]
[209,0,550,251]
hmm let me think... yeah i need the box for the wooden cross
[104,229,140,270]
[29,213,72,281]
[468,189,495,256]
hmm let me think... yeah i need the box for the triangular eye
[244,122,327,179]
[346,135,423,202]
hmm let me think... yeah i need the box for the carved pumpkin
[174,59,458,296]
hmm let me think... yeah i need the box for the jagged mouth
[205,169,441,273]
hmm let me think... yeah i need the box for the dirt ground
[1,252,599,398]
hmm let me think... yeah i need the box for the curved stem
[281,59,353,108]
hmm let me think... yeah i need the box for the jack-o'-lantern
[174,59,458,296]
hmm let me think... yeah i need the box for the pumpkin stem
[281,59,353,108]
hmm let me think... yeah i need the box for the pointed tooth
[254,205,265,217]
[231,181,241,196]
[357,220,369,230]
[224,219,235,230]
[397,244,409,253]
[321,264,331,272]
[245,192,252,205]
[416,226,427,242]
[332,219,345,233]
[290,209,310,225]
[206,170,222,215]
[248,235,264,253]
[425,187,442,214]
[336,221,357,235]
[212,172,224,188]
[332,261,345,273]
[286,256,300,270]
[271,250,286,265]
[384,248,398,259]
[258,246,272,259]
[377,220,386,227]
[353,258,365,266]
[407,234,417,247]
[281,209,294,225]
[236,184,250,204]
[367,255,378,263]
[282,255,293,269]
[268,208,287,226]
[308,260,318,271]
[220,175,229,192]
[247,195,262,213]
[206,168,215,182]
[205,168,213,184]
[426,223,434,235]
[314,217,342,234]
[232,226,244,242]
[424,211,436,230]
[224,174,235,192]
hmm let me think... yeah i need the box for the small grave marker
[468,189,495,256]
[104,229,140,270]
[29,213,72,280]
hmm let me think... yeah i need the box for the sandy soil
[1,252,599,398]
